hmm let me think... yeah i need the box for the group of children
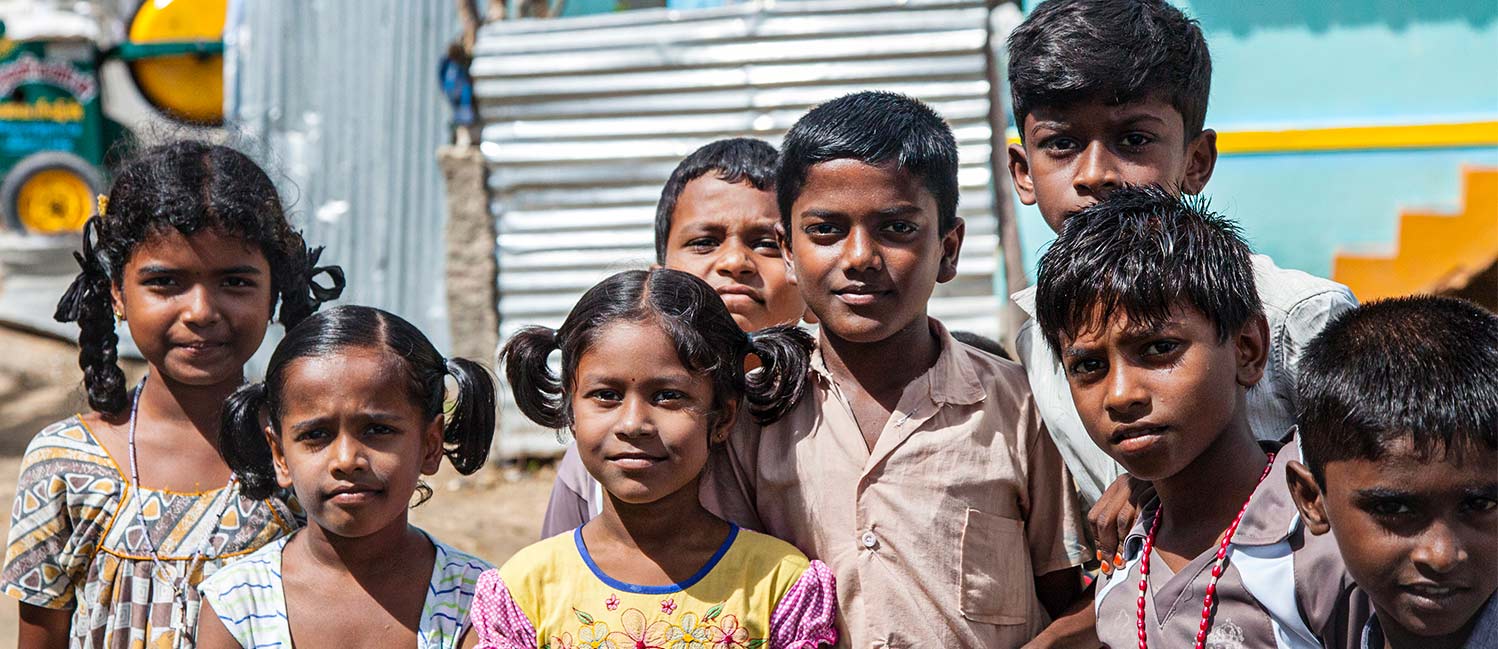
[2,1,1492,648]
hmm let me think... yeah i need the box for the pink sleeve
[768,560,839,649]
[470,569,539,649]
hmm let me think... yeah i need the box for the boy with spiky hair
[1036,186,1357,649]
[1288,296,1497,649]
[710,90,1093,648]
[1004,0,1357,562]
[541,137,806,537]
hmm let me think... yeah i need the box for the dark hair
[777,91,960,235]
[654,138,779,264]
[952,330,1012,361]
[1034,185,1260,356]
[53,141,345,414]
[220,305,495,500]
[1007,0,1212,140]
[1297,296,1498,484]
[500,268,813,434]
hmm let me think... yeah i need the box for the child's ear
[266,426,293,490]
[710,400,739,445]
[1235,313,1270,388]
[936,217,965,283]
[1286,459,1332,536]
[109,283,125,321]
[1181,129,1218,195]
[420,416,445,476]
[1007,141,1038,206]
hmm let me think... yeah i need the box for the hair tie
[54,217,106,323]
[303,245,346,306]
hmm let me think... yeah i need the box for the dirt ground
[0,325,554,641]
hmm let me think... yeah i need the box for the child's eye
[1142,340,1180,356]
[294,428,330,443]
[804,223,841,237]
[365,424,397,436]
[1462,496,1498,515]
[223,276,258,289]
[142,276,177,288]
[1068,358,1106,377]
[588,389,622,403]
[1120,132,1155,148]
[1367,499,1414,518]
[685,237,719,252]
[654,389,687,403]
[882,221,918,235]
[752,238,781,254]
[1040,136,1080,153]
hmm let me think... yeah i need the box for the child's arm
[17,602,70,649]
[1025,570,1097,649]
[194,599,245,649]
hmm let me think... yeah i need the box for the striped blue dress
[197,530,491,648]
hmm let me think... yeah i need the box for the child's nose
[713,242,756,277]
[1073,143,1121,198]
[181,285,223,326]
[842,228,882,273]
[1103,365,1149,416]
[613,397,655,438]
[328,434,369,474]
[1411,519,1468,575]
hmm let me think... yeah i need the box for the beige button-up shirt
[706,320,1091,648]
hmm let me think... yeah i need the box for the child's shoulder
[200,535,288,595]
[726,527,813,575]
[497,528,580,581]
[431,534,495,576]
[1249,253,1356,313]
[17,415,118,477]
[945,331,1031,399]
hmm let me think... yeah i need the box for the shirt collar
[1011,284,1039,318]
[810,317,987,408]
[1360,593,1498,649]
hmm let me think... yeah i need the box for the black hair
[654,138,779,264]
[1034,185,1260,357]
[1297,296,1498,484]
[221,305,495,500]
[952,330,1012,361]
[1007,0,1212,140]
[500,268,813,435]
[777,91,960,235]
[53,140,345,414]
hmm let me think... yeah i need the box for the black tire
[0,151,107,235]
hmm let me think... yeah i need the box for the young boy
[708,91,1093,648]
[540,137,806,536]
[1035,186,1355,649]
[1287,296,1497,649]
[1003,0,1357,546]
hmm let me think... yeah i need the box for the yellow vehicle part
[128,0,230,124]
[16,169,93,235]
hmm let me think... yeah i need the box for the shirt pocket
[959,507,1031,625]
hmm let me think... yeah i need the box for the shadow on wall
[1188,0,1497,36]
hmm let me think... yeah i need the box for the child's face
[1059,306,1266,480]
[1008,96,1217,233]
[663,176,805,331]
[112,227,273,388]
[269,347,444,538]
[1292,440,1498,639]
[570,321,734,505]
[783,159,962,344]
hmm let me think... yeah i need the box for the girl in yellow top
[469,269,837,649]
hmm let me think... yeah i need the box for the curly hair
[54,141,344,413]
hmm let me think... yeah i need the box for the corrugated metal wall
[225,0,458,352]
[473,0,1004,455]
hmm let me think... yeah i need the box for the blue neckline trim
[574,523,739,595]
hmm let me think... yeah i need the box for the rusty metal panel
[474,0,1002,456]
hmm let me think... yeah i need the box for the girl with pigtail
[1,141,344,649]
[195,305,496,649]
[467,269,838,649]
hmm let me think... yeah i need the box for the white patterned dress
[197,531,491,648]
[1,417,300,649]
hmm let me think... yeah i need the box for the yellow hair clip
[96,194,108,218]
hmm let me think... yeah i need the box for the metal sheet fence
[225,0,458,353]
[473,0,1003,455]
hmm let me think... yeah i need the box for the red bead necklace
[1135,453,1276,649]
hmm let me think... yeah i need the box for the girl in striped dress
[1,141,343,648]
[195,305,497,648]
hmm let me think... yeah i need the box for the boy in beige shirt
[708,91,1093,649]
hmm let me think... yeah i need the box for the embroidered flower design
[578,622,617,649]
[665,613,708,649]
[708,615,750,648]
[606,594,621,611]
[548,633,576,649]
[609,608,669,649]
[660,598,677,615]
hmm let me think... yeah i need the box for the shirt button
[861,531,877,549]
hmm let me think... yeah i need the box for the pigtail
[219,382,279,500]
[499,326,568,429]
[54,217,127,413]
[441,357,496,474]
[743,324,816,425]
[277,243,346,328]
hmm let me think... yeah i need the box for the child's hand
[1087,475,1154,575]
